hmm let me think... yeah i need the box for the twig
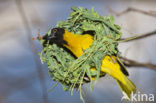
[32,28,43,40]
[106,6,156,42]
[120,57,156,70]
[119,30,156,42]
[106,6,156,17]
[15,0,49,103]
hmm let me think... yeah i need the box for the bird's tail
[101,56,136,100]
[116,75,136,100]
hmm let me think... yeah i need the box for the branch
[120,57,156,70]
[106,6,156,17]
[119,30,156,42]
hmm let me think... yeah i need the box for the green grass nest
[39,6,122,102]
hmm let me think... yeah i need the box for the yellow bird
[43,28,136,99]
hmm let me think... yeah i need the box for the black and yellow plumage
[43,28,136,99]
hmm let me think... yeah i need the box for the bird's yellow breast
[63,30,94,57]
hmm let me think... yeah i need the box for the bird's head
[43,28,67,46]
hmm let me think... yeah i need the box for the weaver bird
[42,28,136,99]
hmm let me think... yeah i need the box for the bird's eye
[53,28,57,33]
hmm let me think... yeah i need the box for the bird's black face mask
[42,28,76,58]
[42,28,67,46]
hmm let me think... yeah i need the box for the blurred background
[0,0,156,103]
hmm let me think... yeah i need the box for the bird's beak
[49,33,56,39]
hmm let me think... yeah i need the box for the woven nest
[39,6,122,100]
